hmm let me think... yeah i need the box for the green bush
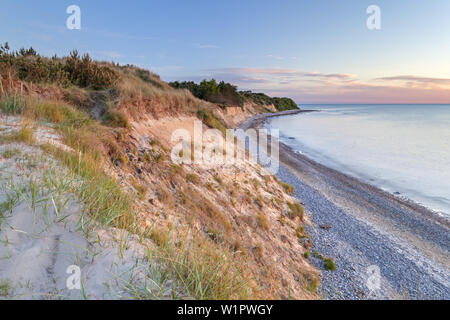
[169,79,298,111]
[324,258,336,271]
[240,90,298,111]
[280,181,295,194]
[0,44,118,90]
[170,79,243,106]
[196,108,227,134]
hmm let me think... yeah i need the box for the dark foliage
[170,79,244,106]
[0,43,118,90]
[170,78,298,111]
[240,90,298,111]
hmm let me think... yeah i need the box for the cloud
[210,68,355,80]
[302,72,355,80]
[376,75,450,85]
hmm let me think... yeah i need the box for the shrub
[186,173,200,185]
[287,202,304,221]
[156,186,169,202]
[143,153,152,162]
[170,79,243,106]
[279,181,295,194]
[256,211,269,231]
[12,123,34,144]
[196,108,227,134]
[103,109,131,129]
[63,50,119,89]
[0,44,119,89]
[296,225,305,238]
[131,179,147,200]
[240,90,298,111]
[150,228,169,247]
[170,164,184,175]
[324,258,336,271]
[0,280,10,297]
[303,271,318,292]
[214,175,223,186]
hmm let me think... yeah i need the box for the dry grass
[287,202,305,221]
[42,144,136,231]
[186,173,200,185]
[2,121,35,144]
[257,211,270,231]
[149,231,255,300]
[279,181,295,194]
[115,71,204,120]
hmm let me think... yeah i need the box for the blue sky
[1,0,450,103]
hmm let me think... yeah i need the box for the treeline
[240,91,298,111]
[0,42,118,90]
[169,79,243,106]
[169,79,298,111]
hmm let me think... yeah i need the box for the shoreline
[240,110,450,299]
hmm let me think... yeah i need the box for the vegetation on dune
[170,79,299,111]
[170,79,243,106]
[240,90,299,111]
[196,108,227,134]
[0,43,118,89]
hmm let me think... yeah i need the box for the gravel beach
[240,110,450,300]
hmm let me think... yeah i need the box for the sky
[1,0,450,104]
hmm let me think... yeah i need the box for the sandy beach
[240,110,450,299]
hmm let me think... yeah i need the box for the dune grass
[147,230,254,300]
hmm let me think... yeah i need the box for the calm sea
[267,104,450,216]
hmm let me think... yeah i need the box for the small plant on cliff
[287,202,305,221]
[279,181,295,194]
[0,280,10,297]
[186,173,200,185]
[196,108,227,134]
[103,109,131,129]
[257,211,269,231]
[324,258,336,271]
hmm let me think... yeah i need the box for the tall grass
[41,144,136,232]
[0,94,91,127]
[148,230,254,300]
[0,94,24,114]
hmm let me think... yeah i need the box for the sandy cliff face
[110,108,318,299]
[216,102,277,128]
